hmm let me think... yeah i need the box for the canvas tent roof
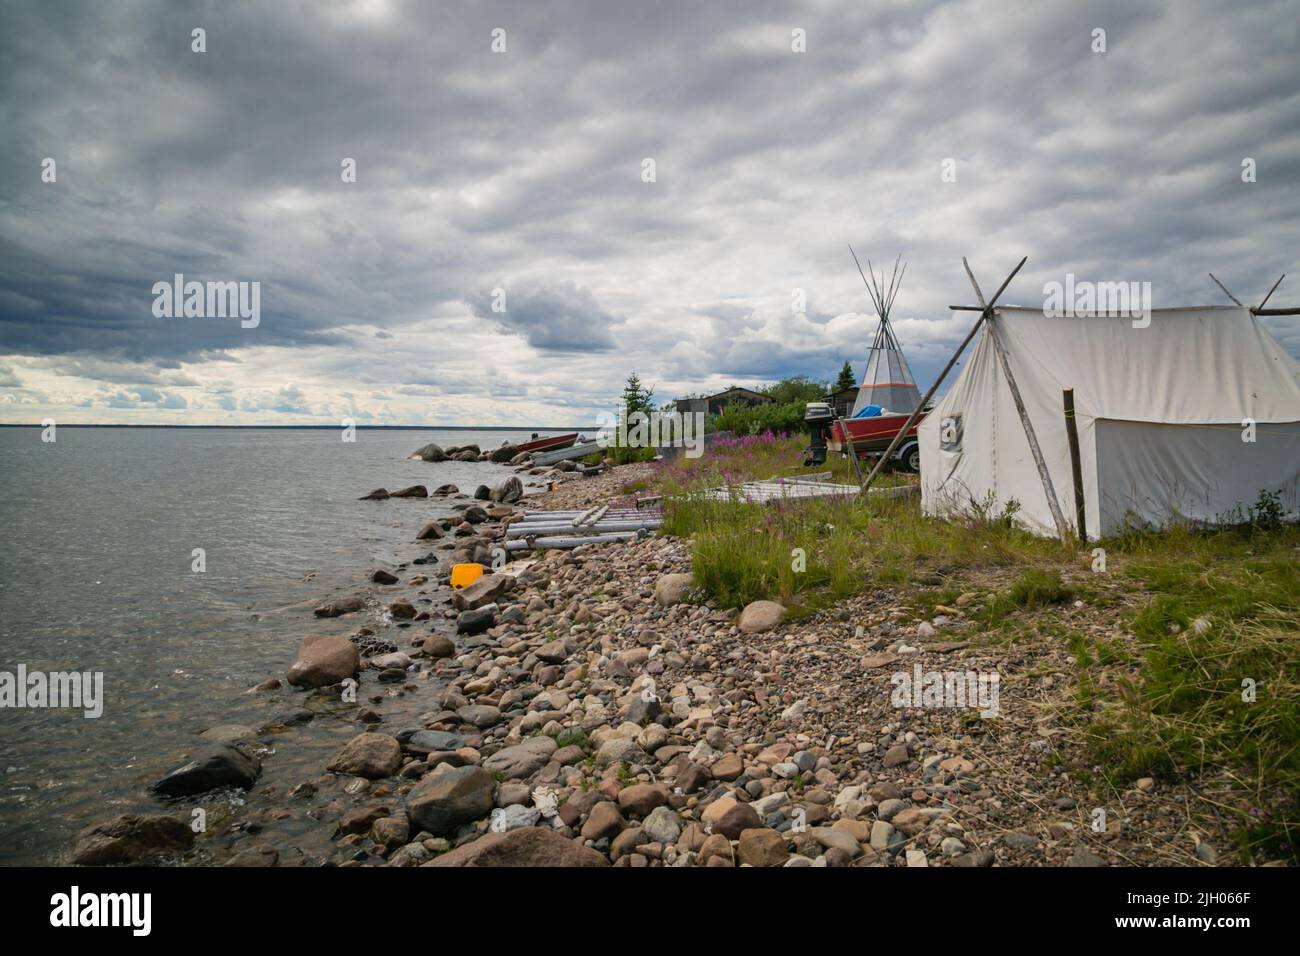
[919,305,1300,539]
[853,317,922,415]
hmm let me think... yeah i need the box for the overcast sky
[2,0,1298,426]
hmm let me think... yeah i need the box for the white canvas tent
[919,306,1300,539]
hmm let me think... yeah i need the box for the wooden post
[859,256,1028,494]
[838,418,866,485]
[963,258,1070,540]
[1062,387,1087,545]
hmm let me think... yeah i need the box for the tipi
[849,249,923,416]
[919,305,1300,539]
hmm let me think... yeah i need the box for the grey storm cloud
[0,0,1297,423]
[467,281,620,351]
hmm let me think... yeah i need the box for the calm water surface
[0,427,569,864]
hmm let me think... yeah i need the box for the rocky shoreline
[71,449,1238,868]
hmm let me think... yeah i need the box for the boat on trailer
[515,432,579,454]
[829,412,926,471]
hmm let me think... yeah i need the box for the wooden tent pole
[1062,387,1087,544]
[1257,274,1286,310]
[1209,273,1243,307]
[858,256,1028,494]
[963,258,1070,540]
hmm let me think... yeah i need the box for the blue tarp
[852,404,884,418]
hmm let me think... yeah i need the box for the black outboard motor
[803,401,834,467]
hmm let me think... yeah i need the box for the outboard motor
[803,401,835,467]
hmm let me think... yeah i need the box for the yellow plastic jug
[450,563,485,589]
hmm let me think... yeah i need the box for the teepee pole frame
[964,257,1071,541]
[1209,272,1299,315]
[858,256,1027,495]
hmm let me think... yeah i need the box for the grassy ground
[638,433,1300,863]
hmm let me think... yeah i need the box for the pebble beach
[67,446,1255,869]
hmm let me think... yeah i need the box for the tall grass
[1082,526,1300,862]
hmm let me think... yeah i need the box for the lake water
[0,426,572,865]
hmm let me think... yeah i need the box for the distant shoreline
[0,423,591,431]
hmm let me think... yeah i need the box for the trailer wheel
[902,443,921,473]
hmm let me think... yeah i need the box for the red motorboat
[516,432,579,454]
[828,412,926,471]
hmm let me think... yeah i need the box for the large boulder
[490,476,524,504]
[452,573,512,611]
[326,733,403,779]
[390,485,428,498]
[71,813,195,865]
[489,443,519,463]
[738,600,786,634]
[359,488,389,500]
[482,736,557,779]
[411,443,448,462]
[152,744,261,797]
[416,521,444,540]
[406,765,495,836]
[654,573,695,607]
[287,634,360,688]
[423,827,607,867]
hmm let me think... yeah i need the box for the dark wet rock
[198,724,257,744]
[462,505,489,524]
[338,803,390,835]
[388,598,417,620]
[314,595,364,618]
[71,813,195,865]
[152,744,261,797]
[457,604,498,635]
[416,521,444,541]
[489,443,519,463]
[406,765,495,836]
[287,634,361,688]
[432,484,459,496]
[411,443,448,462]
[390,485,428,498]
[359,488,390,500]
[371,569,400,585]
[474,485,491,500]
